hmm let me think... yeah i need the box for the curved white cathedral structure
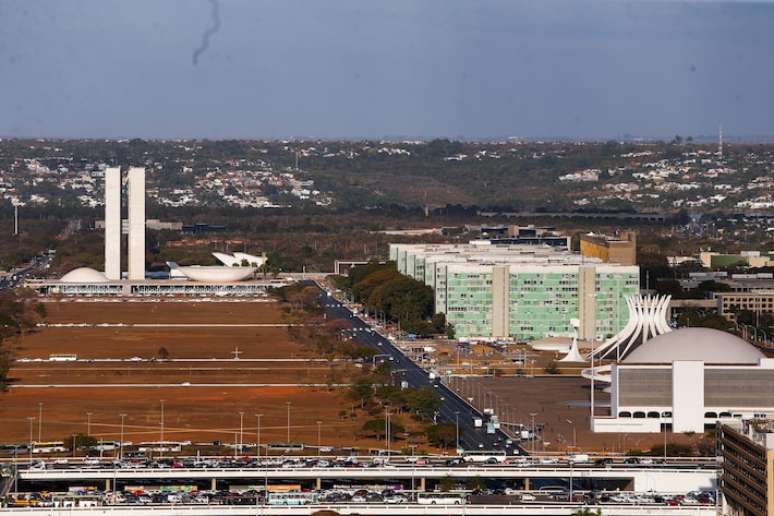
[588,294,672,361]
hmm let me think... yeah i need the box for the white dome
[623,328,764,364]
[177,266,254,282]
[60,267,108,283]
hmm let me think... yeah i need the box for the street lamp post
[455,411,460,452]
[37,403,43,442]
[566,419,576,450]
[529,413,538,454]
[239,412,245,455]
[255,414,263,460]
[160,400,165,442]
[119,414,127,461]
[159,400,165,457]
[385,409,391,459]
[86,412,92,436]
[27,417,35,461]
[286,402,291,443]
[569,459,574,503]
[317,421,322,455]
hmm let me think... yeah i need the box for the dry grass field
[41,300,287,325]
[0,301,435,451]
[10,326,310,359]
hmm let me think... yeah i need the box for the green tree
[571,509,602,516]
[360,418,405,440]
[426,423,457,448]
[406,386,442,421]
[348,376,375,407]
[65,433,98,450]
[0,290,46,388]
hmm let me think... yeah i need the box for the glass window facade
[509,271,578,340]
[445,271,493,338]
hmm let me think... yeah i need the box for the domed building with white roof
[26,169,289,297]
[60,267,108,283]
[593,327,774,433]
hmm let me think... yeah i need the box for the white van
[416,493,465,505]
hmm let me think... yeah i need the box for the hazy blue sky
[1,0,773,140]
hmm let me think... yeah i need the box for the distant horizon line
[3,133,774,144]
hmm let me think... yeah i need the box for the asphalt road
[0,253,51,290]
[308,283,519,454]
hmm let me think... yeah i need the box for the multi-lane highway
[309,283,516,453]
[0,252,51,291]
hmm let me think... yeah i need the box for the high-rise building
[719,420,774,516]
[104,167,122,280]
[127,167,146,281]
[390,242,640,340]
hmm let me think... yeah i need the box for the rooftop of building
[623,327,765,365]
[392,242,638,269]
[580,230,637,244]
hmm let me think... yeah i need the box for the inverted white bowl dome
[177,266,255,282]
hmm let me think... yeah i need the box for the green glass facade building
[390,243,640,341]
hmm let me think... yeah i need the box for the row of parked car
[13,453,713,472]
[5,487,717,508]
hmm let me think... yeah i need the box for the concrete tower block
[104,167,122,280]
[127,167,146,281]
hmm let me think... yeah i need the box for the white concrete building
[103,166,121,280]
[593,327,774,433]
[127,166,146,281]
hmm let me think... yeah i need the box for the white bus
[267,492,317,506]
[461,449,507,463]
[416,493,465,505]
[32,441,67,454]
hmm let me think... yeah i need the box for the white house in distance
[593,327,774,433]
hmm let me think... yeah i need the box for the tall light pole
[529,413,537,454]
[87,412,93,436]
[27,417,35,461]
[316,421,322,455]
[160,400,165,442]
[286,402,291,443]
[37,403,43,442]
[119,414,127,461]
[455,411,460,453]
[159,399,165,457]
[239,412,245,455]
[566,419,576,450]
[385,409,391,459]
[255,414,263,460]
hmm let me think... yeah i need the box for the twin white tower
[104,166,145,281]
